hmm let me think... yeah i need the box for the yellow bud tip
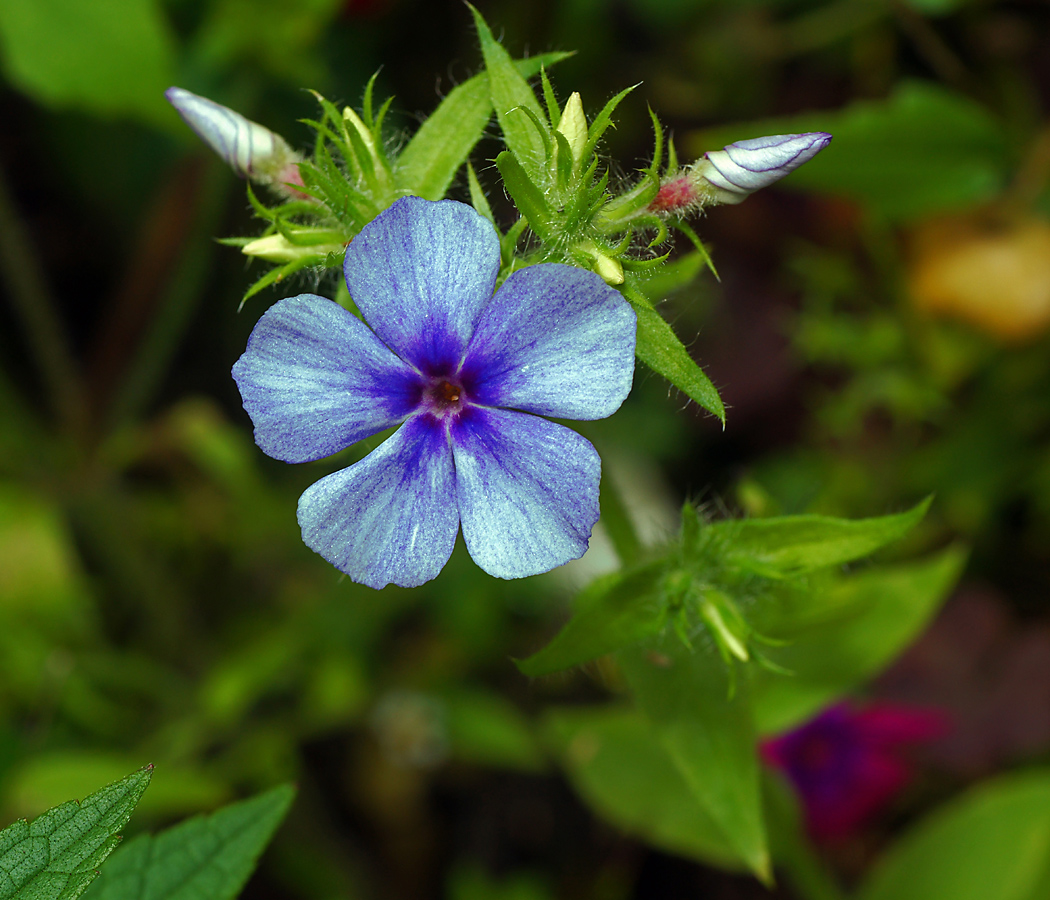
[556,92,588,166]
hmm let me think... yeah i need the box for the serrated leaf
[0,765,152,900]
[752,545,966,734]
[469,4,549,185]
[397,52,570,201]
[625,287,725,422]
[710,497,932,577]
[516,560,666,677]
[81,785,294,900]
[544,707,741,869]
[617,638,770,882]
[856,770,1050,900]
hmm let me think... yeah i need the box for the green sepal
[515,559,667,677]
[581,84,639,164]
[240,257,319,308]
[539,67,561,130]
[672,219,719,279]
[495,151,556,242]
[466,161,494,223]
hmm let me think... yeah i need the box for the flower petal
[452,406,600,579]
[342,197,500,371]
[232,294,420,463]
[297,415,459,589]
[463,263,636,420]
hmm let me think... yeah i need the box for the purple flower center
[414,364,478,421]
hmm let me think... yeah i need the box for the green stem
[0,162,85,431]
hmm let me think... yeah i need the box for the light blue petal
[342,197,500,372]
[452,407,601,579]
[232,294,420,463]
[297,416,459,589]
[463,264,636,420]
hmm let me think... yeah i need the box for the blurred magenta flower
[762,702,946,840]
[233,197,636,589]
[694,132,832,205]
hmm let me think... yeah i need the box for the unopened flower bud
[242,234,342,263]
[166,87,300,183]
[694,132,832,205]
[578,240,624,285]
[556,92,588,167]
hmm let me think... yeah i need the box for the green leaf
[638,251,708,301]
[442,689,545,772]
[856,770,1050,900]
[690,81,1008,222]
[752,545,966,734]
[81,785,294,900]
[543,707,741,870]
[625,285,725,423]
[0,0,176,126]
[764,774,845,900]
[617,638,770,882]
[469,5,549,185]
[0,765,152,900]
[516,560,666,677]
[709,497,932,577]
[494,151,555,241]
[396,52,570,201]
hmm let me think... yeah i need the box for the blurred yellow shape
[908,213,1050,342]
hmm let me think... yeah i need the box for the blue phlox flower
[232,196,637,589]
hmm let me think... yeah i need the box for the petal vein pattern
[297,416,459,589]
[465,264,636,420]
[232,294,419,463]
[453,407,601,579]
[342,196,501,371]
[233,197,637,588]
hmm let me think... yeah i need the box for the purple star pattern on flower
[232,197,637,589]
[762,702,946,840]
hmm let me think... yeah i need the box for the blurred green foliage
[2,0,1050,898]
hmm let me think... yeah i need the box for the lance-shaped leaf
[752,545,966,734]
[469,5,549,185]
[543,706,742,870]
[617,636,770,882]
[624,284,725,423]
[81,785,294,900]
[397,51,570,201]
[710,496,931,578]
[856,769,1050,900]
[516,560,666,677]
[0,765,152,900]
